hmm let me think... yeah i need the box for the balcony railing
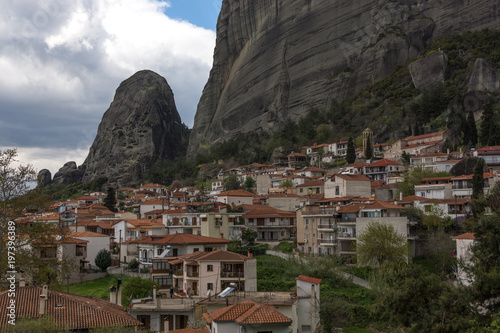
[337,232,356,238]
[317,224,336,230]
[221,271,244,278]
[319,239,336,244]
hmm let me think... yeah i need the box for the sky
[0,0,222,176]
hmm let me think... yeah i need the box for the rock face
[53,161,83,185]
[82,70,189,187]
[409,52,448,91]
[187,0,500,156]
[37,169,52,187]
[464,58,500,93]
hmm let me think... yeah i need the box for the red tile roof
[70,231,111,238]
[178,250,251,262]
[0,286,142,330]
[129,233,229,245]
[218,189,257,197]
[208,300,292,325]
[407,131,445,141]
[367,159,403,167]
[243,206,295,218]
[454,233,475,240]
[335,174,371,182]
[296,275,322,284]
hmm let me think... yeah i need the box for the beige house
[169,250,257,297]
[384,131,447,161]
[296,179,324,196]
[243,205,296,242]
[324,174,371,198]
[215,189,257,206]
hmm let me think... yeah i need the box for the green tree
[279,178,294,188]
[441,137,453,153]
[472,158,485,199]
[346,137,356,164]
[487,181,500,213]
[103,187,117,212]
[365,136,373,160]
[398,165,448,197]
[469,212,500,312]
[241,228,258,245]
[400,151,411,166]
[480,97,495,146]
[223,174,242,191]
[122,277,154,307]
[356,222,408,267]
[5,315,69,332]
[95,249,112,272]
[243,176,256,193]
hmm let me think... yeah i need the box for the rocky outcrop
[464,58,500,93]
[52,162,83,185]
[188,0,500,156]
[409,52,448,91]
[82,70,189,187]
[37,169,52,187]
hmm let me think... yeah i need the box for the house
[333,200,417,260]
[296,166,326,178]
[169,250,257,297]
[0,284,142,331]
[129,274,320,333]
[296,202,338,256]
[435,158,461,173]
[267,193,309,211]
[69,231,112,268]
[140,199,170,218]
[453,233,475,286]
[114,219,165,244]
[414,176,454,199]
[384,131,447,161]
[451,171,500,199]
[475,146,500,170]
[340,162,366,175]
[324,174,371,198]
[243,205,296,242]
[328,140,349,157]
[122,233,230,266]
[364,159,405,182]
[296,179,325,196]
[215,189,257,206]
[140,183,167,194]
[288,152,307,169]
[413,198,472,221]
[206,300,292,333]
[410,153,449,172]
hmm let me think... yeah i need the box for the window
[207,264,213,272]
[335,186,339,195]
[193,248,199,252]
[207,283,213,290]
[302,325,312,331]
[305,219,309,226]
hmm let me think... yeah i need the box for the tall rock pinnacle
[82,70,189,187]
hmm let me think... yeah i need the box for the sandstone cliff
[82,70,189,187]
[188,0,500,156]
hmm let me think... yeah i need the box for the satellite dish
[55,235,62,241]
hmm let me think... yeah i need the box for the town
[1,129,500,333]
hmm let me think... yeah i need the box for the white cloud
[0,0,216,172]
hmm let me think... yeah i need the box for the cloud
[0,0,216,175]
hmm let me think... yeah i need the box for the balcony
[317,224,336,231]
[319,239,336,246]
[337,232,356,239]
[221,271,245,278]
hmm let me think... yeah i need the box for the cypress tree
[472,158,485,199]
[365,136,373,160]
[346,137,356,164]
[480,97,494,146]
[103,187,117,212]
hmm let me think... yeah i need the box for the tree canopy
[356,222,408,267]
[346,137,356,164]
[223,174,242,191]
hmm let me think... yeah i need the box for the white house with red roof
[140,199,169,218]
[288,152,307,169]
[114,219,165,244]
[70,231,112,268]
[414,176,454,199]
[324,174,371,199]
[296,179,325,196]
[206,300,292,333]
[475,146,500,168]
[328,140,349,157]
[451,171,500,199]
[384,131,447,161]
[364,159,405,182]
[140,183,167,194]
[410,153,449,172]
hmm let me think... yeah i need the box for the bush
[121,277,154,307]
[127,259,139,271]
[95,249,112,272]
[278,241,294,254]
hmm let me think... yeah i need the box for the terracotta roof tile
[208,300,291,325]
[178,250,251,262]
[0,286,142,330]
[130,233,229,245]
[296,180,325,187]
[217,189,257,197]
[335,174,371,182]
[454,233,475,240]
[367,159,403,167]
[296,275,322,284]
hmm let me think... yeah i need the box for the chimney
[117,278,122,306]
[110,285,117,304]
[19,278,26,287]
[489,168,493,175]
[400,192,403,201]
[220,232,224,239]
[153,285,157,302]
[247,248,253,259]
[42,284,48,297]
[39,294,47,315]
